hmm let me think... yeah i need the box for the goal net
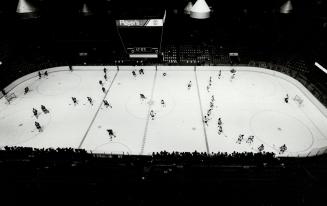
[5,93,17,104]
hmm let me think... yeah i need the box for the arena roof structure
[16,0,36,13]
[190,0,211,19]
[79,2,93,16]
[184,2,193,15]
[280,0,293,14]
[16,0,39,18]
[114,8,166,20]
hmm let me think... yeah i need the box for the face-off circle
[37,72,81,96]
[250,110,314,153]
[125,92,175,119]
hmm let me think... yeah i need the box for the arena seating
[0,146,327,205]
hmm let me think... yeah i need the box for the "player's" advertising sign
[116,19,163,27]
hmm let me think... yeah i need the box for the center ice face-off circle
[125,92,175,119]
[250,110,314,153]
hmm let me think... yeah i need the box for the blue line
[78,70,119,149]
[194,67,210,153]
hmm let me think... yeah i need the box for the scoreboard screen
[127,47,159,58]
[116,11,165,58]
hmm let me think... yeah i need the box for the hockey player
[211,95,215,102]
[69,65,73,72]
[161,99,165,107]
[104,74,108,81]
[41,105,49,114]
[99,80,103,86]
[279,144,287,154]
[246,135,254,144]
[103,99,108,107]
[72,97,78,105]
[218,70,221,79]
[187,81,192,90]
[150,110,156,120]
[44,71,48,77]
[210,101,214,108]
[87,97,93,105]
[107,129,116,140]
[33,108,38,118]
[209,76,212,85]
[35,121,41,132]
[139,68,144,75]
[218,118,222,126]
[162,72,167,77]
[24,87,30,95]
[132,70,137,77]
[230,73,235,81]
[203,115,209,126]
[103,100,112,108]
[102,87,106,93]
[140,94,146,100]
[38,71,42,79]
[207,108,212,117]
[104,67,107,74]
[218,125,223,135]
[284,94,289,103]
[236,134,244,144]
[258,144,264,152]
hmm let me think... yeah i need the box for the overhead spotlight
[190,0,211,19]
[16,0,39,19]
[280,0,293,14]
[79,3,93,16]
[16,0,37,14]
[184,2,193,15]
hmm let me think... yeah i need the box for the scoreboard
[127,47,159,58]
[116,11,166,59]
[116,19,163,27]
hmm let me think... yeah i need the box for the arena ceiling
[0,0,326,18]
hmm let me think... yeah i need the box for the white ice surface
[1,66,327,156]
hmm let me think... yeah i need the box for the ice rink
[1,66,327,156]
